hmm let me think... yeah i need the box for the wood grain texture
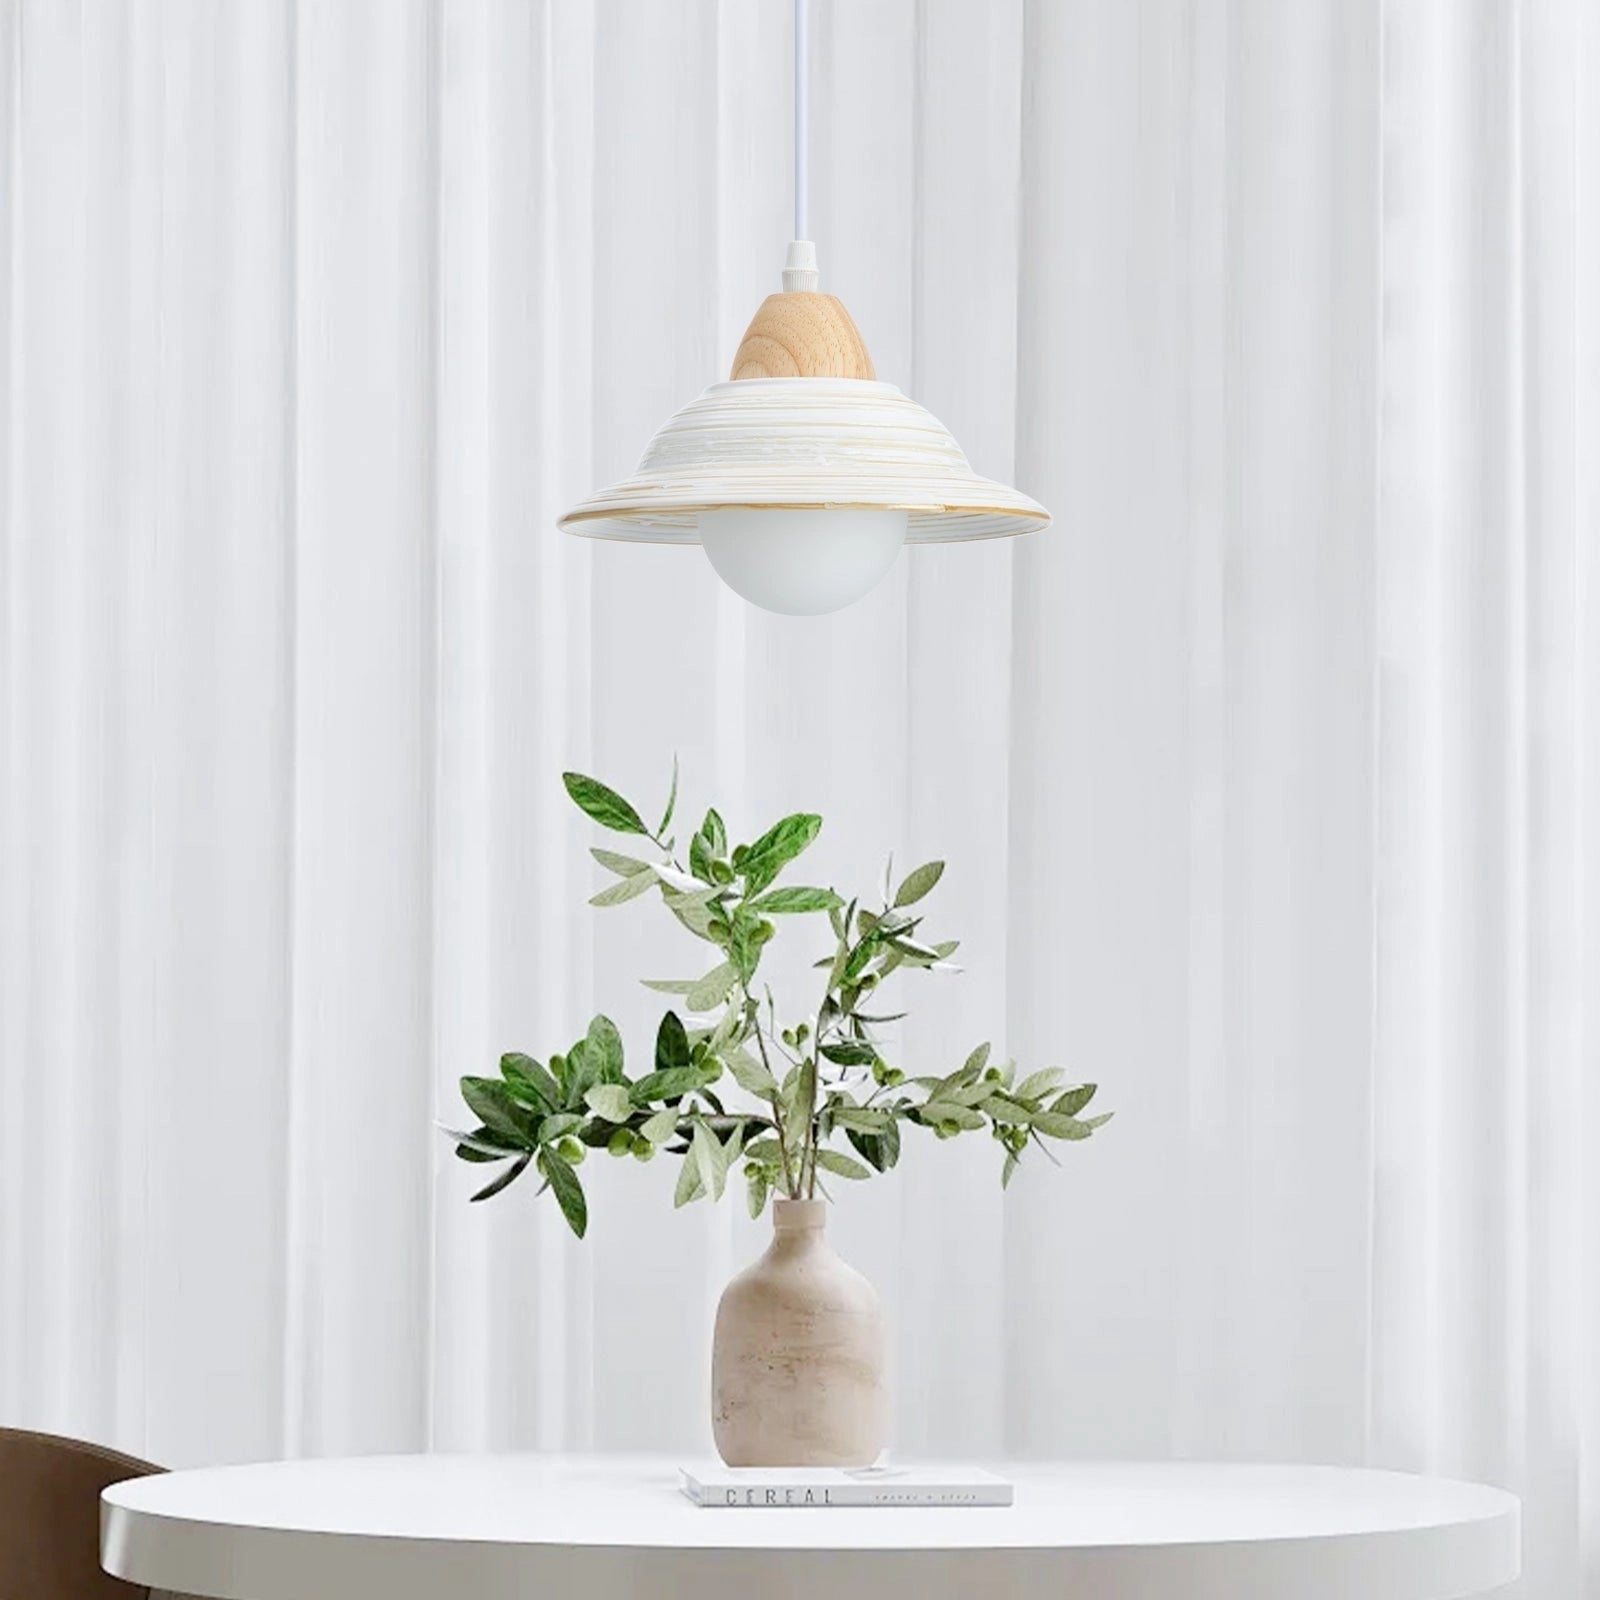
[730,293,876,380]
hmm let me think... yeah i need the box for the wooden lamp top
[729,243,874,380]
[730,291,875,381]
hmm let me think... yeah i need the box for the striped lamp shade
[558,379,1049,546]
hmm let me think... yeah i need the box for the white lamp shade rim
[559,379,1049,545]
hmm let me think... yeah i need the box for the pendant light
[559,0,1049,616]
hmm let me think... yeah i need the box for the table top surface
[102,1454,1515,1551]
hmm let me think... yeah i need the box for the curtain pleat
[2,3,1597,1596]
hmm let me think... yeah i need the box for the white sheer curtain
[2,1,1597,1596]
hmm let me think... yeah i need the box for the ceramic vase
[711,1198,886,1467]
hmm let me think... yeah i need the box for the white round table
[101,1455,1519,1600]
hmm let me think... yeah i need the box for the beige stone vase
[711,1198,887,1467]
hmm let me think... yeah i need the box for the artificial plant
[444,765,1109,1236]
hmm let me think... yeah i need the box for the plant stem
[803,1052,820,1198]
[750,1011,798,1198]
[800,915,857,1201]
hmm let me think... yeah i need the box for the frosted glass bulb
[698,507,907,616]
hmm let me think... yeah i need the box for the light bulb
[698,507,907,616]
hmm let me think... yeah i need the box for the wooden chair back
[0,1428,162,1600]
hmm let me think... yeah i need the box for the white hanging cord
[794,0,809,240]
[783,0,820,291]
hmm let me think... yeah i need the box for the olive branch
[442,763,1110,1236]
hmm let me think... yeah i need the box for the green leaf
[1052,1083,1098,1116]
[640,1104,681,1145]
[460,1077,533,1142]
[539,1147,588,1236]
[664,889,721,941]
[500,1053,559,1111]
[667,882,720,908]
[1017,1067,1068,1103]
[937,1058,986,1098]
[690,809,734,885]
[591,846,652,877]
[830,1106,891,1133]
[820,1040,877,1067]
[978,1095,1034,1125]
[689,831,715,884]
[880,1116,902,1168]
[748,886,844,915]
[470,1154,531,1202]
[583,1083,632,1123]
[845,1118,900,1173]
[585,1015,625,1082]
[444,1125,523,1158]
[875,950,906,981]
[727,914,770,987]
[562,1038,598,1107]
[920,1100,986,1131]
[1032,1110,1093,1140]
[536,1111,585,1143]
[1002,1150,1020,1189]
[589,870,657,907]
[724,1046,776,1097]
[844,1127,881,1171]
[700,808,727,858]
[693,1121,729,1200]
[687,961,738,1014]
[563,771,648,836]
[658,755,679,836]
[708,1008,742,1052]
[655,1010,691,1074]
[631,1063,718,1103]
[843,930,886,985]
[814,1148,871,1180]
[949,1080,999,1107]
[1081,1111,1113,1130]
[894,860,945,907]
[782,1058,816,1134]
[890,934,947,963]
[746,1164,770,1218]
[674,1151,705,1207]
[737,813,823,896]
[641,978,697,994]
[963,1042,993,1078]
